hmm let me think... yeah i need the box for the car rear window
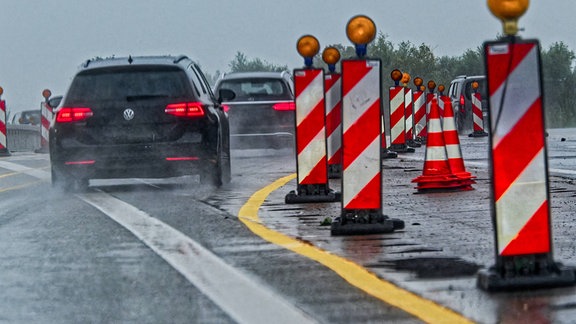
[65,66,191,102]
[218,78,291,101]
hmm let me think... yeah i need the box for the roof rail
[173,55,189,64]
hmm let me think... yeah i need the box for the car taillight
[273,102,295,111]
[165,102,205,117]
[56,107,93,123]
[459,94,465,106]
[222,104,230,113]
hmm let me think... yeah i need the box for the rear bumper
[50,142,215,180]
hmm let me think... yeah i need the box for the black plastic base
[477,263,576,292]
[388,144,414,153]
[285,184,341,204]
[407,140,422,148]
[331,209,404,236]
[34,146,49,154]
[469,131,489,138]
[382,149,398,159]
[328,164,342,179]
[0,149,11,157]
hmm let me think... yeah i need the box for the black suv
[49,55,232,189]
[448,75,488,134]
[213,71,295,149]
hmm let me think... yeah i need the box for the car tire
[455,111,465,135]
[51,166,88,192]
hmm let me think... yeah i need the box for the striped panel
[0,100,6,149]
[341,59,381,210]
[325,74,342,165]
[389,86,405,145]
[472,92,484,131]
[486,40,550,256]
[404,88,413,139]
[413,91,426,137]
[294,69,327,185]
[41,102,53,145]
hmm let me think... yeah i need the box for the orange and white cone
[441,96,476,190]
[411,97,463,192]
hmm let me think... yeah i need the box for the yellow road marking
[238,173,474,324]
[0,171,19,178]
[0,180,42,193]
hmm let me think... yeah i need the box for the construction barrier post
[403,73,420,148]
[469,81,489,137]
[0,90,11,157]
[437,84,446,117]
[412,78,427,144]
[388,69,414,153]
[322,47,343,179]
[477,1,575,290]
[286,35,340,204]
[35,89,53,153]
[331,15,403,235]
[425,80,437,119]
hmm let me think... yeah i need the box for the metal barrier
[6,124,41,152]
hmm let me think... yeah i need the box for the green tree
[228,51,288,73]
[541,41,576,127]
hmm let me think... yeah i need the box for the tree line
[214,33,576,128]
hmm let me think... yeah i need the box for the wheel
[199,162,222,187]
[455,111,465,135]
[52,166,71,190]
[220,143,231,185]
[51,166,89,192]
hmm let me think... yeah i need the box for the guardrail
[6,124,41,152]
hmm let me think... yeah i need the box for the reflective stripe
[343,136,380,207]
[496,149,547,254]
[390,86,405,144]
[489,45,540,146]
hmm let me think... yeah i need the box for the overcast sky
[0,0,573,113]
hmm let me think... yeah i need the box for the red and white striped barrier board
[413,88,426,141]
[332,59,403,235]
[437,93,445,117]
[388,85,408,151]
[478,38,575,291]
[469,91,488,137]
[325,73,342,178]
[404,87,420,147]
[285,68,338,204]
[404,87,413,142]
[488,41,550,257]
[342,60,381,210]
[426,92,436,117]
[0,100,9,156]
[38,101,54,152]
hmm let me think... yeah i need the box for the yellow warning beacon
[346,15,376,57]
[487,0,529,36]
[297,35,320,68]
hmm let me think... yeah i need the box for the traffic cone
[411,98,463,192]
[442,97,476,190]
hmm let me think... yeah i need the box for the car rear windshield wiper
[126,94,169,101]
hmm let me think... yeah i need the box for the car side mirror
[218,89,235,103]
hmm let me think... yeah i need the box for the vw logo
[123,108,135,121]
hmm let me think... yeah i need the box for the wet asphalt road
[0,128,575,323]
